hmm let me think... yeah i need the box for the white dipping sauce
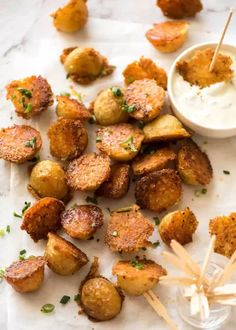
[172,50,236,129]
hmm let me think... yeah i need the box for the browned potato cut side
[56,95,91,121]
[157,0,203,19]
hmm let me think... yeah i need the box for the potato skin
[105,204,154,253]
[112,259,167,295]
[21,197,65,242]
[96,163,130,199]
[45,232,88,275]
[177,138,213,186]
[135,169,182,212]
[157,0,203,19]
[28,160,69,200]
[48,118,88,160]
[66,153,111,191]
[6,75,53,119]
[5,257,46,293]
[0,125,42,164]
[56,95,91,121]
[159,208,198,246]
[61,204,103,240]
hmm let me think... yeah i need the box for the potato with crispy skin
[66,153,111,191]
[48,118,88,161]
[96,124,144,161]
[135,169,182,212]
[123,56,167,89]
[6,76,53,119]
[105,204,154,253]
[143,114,190,142]
[132,147,176,176]
[5,257,46,293]
[209,213,236,258]
[177,139,213,186]
[45,232,88,275]
[159,208,198,246]
[0,125,42,164]
[56,95,91,121]
[96,163,130,199]
[21,197,65,242]
[146,21,189,53]
[61,204,103,240]
[157,0,203,19]
[113,259,167,296]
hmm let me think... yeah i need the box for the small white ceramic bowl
[168,42,236,138]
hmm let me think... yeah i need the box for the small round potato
[92,87,128,126]
[5,257,46,293]
[135,169,182,212]
[0,125,42,164]
[56,95,91,121]
[124,79,165,122]
[45,232,88,275]
[28,160,69,200]
[177,138,213,186]
[6,75,53,119]
[21,197,65,242]
[96,123,144,161]
[48,118,88,160]
[51,0,88,33]
[66,153,111,191]
[112,259,167,296]
[157,0,203,19]
[146,21,189,53]
[159,208,198,246]
[61,204,103,240]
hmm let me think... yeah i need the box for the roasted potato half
[157,0,203,19]
[113,259,167,295]
[0,125,42,164]
[96,124,144,161]
[5,257,46,293]
[105,204,154,253]
[146,21,189,53]
[143,114,190,142]
[21,197,65,242]
[159,208,198,246]
[51,0,88,33]
[61,204,103,240]
[6,75,53,119]
[135,169,182,212]
[96,163,130,199]
[45,232,88,275]
[56,95,91,121]
[177,138,213,186]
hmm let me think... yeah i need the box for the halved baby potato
[157,0,203,19]
[56,95,91,121]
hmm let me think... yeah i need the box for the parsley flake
[74,294,81,302]
[120,136,137,153]
[223,170,230,175]
[14,202,31,219]
[194,188,207,197]
[0,229,5,238]
[60,295,70,304]
[86,196,98,205]
[24,103,32,113]
[122,102,136,113]
[0,269,5,278]
[131,259,144,270]
[17,88,32,98]
[60,92,71,97]
[19,249,27,260]
[6,225,10,234]
[41,304,55,313]
[152,240,160,248]
[111,87,123,97]
[25,137,36,149]
[153,217,160,225]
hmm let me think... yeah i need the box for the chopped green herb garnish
[17,88,32,98]
[41,304,55,313]
[120,136,137,153]
[223,170,230,175]
[74,294,81,302]
[112,231,118,237]
[153,217,160,225]
[88,115,96,124]
[13,212,22,219]
[194,188,207,197]
[22,202,31,214]
[86,196,98,205]
[152,240,160,248]
[122,102,136,113]
[116,206,132,213]
[20,96,25,108]
[137,121,145,129]
[25,137,36,149]
[19,249,27,260]
[60,295,70,304]
[0,229,5,238]
[6,225,10,234]
[0,269,5,278]
[28,155,40,163]
[71,203,78,209]
[111,87,123,97]
[60,92,71,97]
[24,103,32,113]
[130,259,144,270]
[12,94,16,100]
[96,136,102,143]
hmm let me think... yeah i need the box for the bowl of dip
[168,42,236,138]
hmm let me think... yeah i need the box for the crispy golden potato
[143,114,190,142]
[21,197,65,242]
[5,257,46,293]
[28,160,69,200]
[177,138,213,186]
[159,208,198,246]
[124,79,165,122]
[157,0,203,19]
[45,232,88,275]
[176,48,233,88]
[51,0,88,33]
[132,147,176,176]
[61,204,103,240]
[66,153,111,191]
[92,87,129,126]
[0,125,42,164]
[96,124,144,161]
[56,95,91,121]
[146,21,189,53]
[209,213,236,258]
[61,47,115,84]
[6,75,53,119]
[135,169,182,212]
[123,56,167,89]
[48,118,88,161]
[96,163,130,199]
[112,259,167,295]
[105,204,154,253]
